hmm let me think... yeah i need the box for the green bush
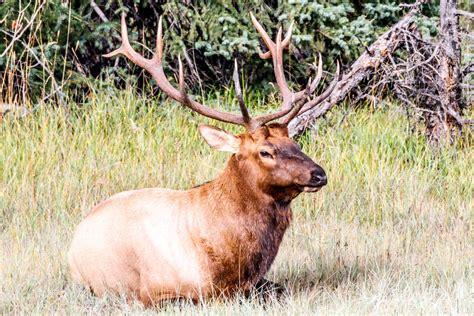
[1,0,441,104]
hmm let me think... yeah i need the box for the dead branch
[462,62,474,77]
[288,4,423,137]
[456,9,474,20]
[90,0,109,23]
[290,0,471,146]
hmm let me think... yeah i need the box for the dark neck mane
[189,156,294,290]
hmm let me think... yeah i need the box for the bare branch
[90,0,109,23]
[289,5,421,136]
[456,9,474,19]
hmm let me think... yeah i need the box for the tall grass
[1,89,473,314]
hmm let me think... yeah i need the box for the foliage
[0,0,442,104]
[0,0,116,103]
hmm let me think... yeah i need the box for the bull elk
[68,13,339,306]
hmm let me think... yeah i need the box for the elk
[68,13,339,306]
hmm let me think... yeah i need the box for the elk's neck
[192,155,294,289]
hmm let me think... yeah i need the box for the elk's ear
[198,124,240,153]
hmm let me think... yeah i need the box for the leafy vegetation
[1,0,442,104]
[1,89,472,313]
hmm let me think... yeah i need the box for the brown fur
[68,123,327,306]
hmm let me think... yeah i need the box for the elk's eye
[259,150,273,158]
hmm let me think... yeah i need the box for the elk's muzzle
[302,165,327,192]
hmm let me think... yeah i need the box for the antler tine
[249,13,341,126]
[102,14,128,58]
[257,47,271,60]
[287,61,341,121]
[250,14,297,125]
[274,27,291,99]
[103,14,148,69]
[232,59,252,127]
[155,16,163,63]
[291,53,323,102]
[279,54,324,124]
[250,12,275,54]
[281,21,293,48]
[280,78,313,124]
[178,55,186,95]
[309,53,323,94]
[104,14,249,128]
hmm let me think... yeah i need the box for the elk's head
[104,13,339,198]
[199,123,327,197]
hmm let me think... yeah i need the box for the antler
[104,14,255,129]
[249,13,340,125]
[105,13,339,132]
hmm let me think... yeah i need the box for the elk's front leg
[255,278,285,298]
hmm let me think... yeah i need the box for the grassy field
[1,89,473,314]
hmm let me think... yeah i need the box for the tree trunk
[429,0,463,145]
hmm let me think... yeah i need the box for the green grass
[1,89,473,314]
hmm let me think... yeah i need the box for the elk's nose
[310,167,327,187]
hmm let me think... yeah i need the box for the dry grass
[1,90,473,314]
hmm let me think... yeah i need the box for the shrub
[0,0,441,104]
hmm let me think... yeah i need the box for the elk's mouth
[296,183,325,193]
[302,185,323,193]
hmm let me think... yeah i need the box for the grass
[1,89,473,314]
